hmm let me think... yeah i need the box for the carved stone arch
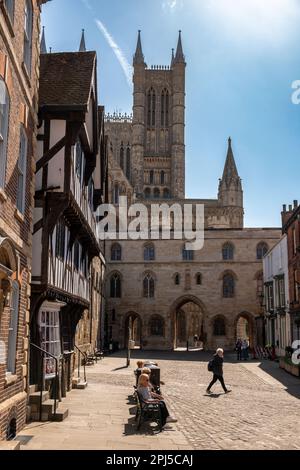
[218,269,238,281]
[0,237,18,273]
[234,311,256,348]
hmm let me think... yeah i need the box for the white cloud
[162,0,183,11]
[95,19,133,89]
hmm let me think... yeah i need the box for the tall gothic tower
[218,138,244,228]
[132,31,186,199]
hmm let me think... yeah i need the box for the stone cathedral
[104,32,281,351]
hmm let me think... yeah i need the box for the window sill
[0,187,7,202]
[5,373,18,387]
[14,208,25,223]
[0,4,15,38]
[21,62,32,88]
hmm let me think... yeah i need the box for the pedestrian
[206,348,231,394]
[235,338,242,360]
[194,334,198,348]
[241,339,249,360]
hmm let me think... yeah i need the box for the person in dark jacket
[206,348,231,394]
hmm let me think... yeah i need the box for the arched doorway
[235,312,255,348]
[124,312,142,349]
[171,296,205,350]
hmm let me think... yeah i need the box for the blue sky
[42,0,300,227]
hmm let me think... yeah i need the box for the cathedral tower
[218,138,244,228]
[132,31,186,199]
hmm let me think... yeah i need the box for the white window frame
[7,281,19,374]
[0,78,10,188]
[38,306,62,379]
[23,0,33,75]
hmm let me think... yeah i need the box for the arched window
[114,183,119,204]
[196,273,202,285]
[110,273,121,298]
[7,281,19,373]
[223,273,235,298]
[120,144,124,170]
[182,246,194,261]
[161,89,169,127]
[126,146,131,180]
[147,88,156,127]
[111,243,122,261]
[222,243,234,260]
[0,78,10,188]
[213,317,226,336]
[24,0,33,74]
[144,243,155,261]
[143,273,155,298]
[163,188,170,199]
[145,188,151,199]
[149,170,154,185]
[160,171,165,185]
[4,1,14,21]
[174,273,180,285]
[154,188,160,198]
[150,315,164,336]
[257,242,269,260]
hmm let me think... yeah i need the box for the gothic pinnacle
[79,29,86,52]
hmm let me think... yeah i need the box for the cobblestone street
[17,351,300,450]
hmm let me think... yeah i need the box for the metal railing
[30,343,60,421]
[74,344,87,383]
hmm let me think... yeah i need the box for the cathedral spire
[79,29,86,52]
[133,30,145,66]
[222,137,239,181]
[174,30,185,64]
[171,48,175,67]
[40,26,47,54]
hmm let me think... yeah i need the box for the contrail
[95,19,133,89]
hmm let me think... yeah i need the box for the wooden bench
[135,391,162,432]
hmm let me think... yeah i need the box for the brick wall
[0,0,43,440]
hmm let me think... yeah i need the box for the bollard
[186,341,189,351]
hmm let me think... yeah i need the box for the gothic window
[196,273,202,285]
[143,273,155,298]
[163,188,170,199]
[150,315,164,336]
[150,170,154,184]
[144,243,155,261]
[111,243,122,261]
[161,89,169,127]
[16,125,27,214]
[110,273,121,298]
[55,219,65,260]
[223,273,235,298]
[154,188,160,198]
[0,78,10,188]
[126,146,131,180]
[120,144,124,171]
[257,242,269,260]
[213,317,226,336]
[174,273,180,285]
[24,0,33,74]
[160,171,165,185]
[145,188,151,199]
[222,243,234,260]
[182,246,194,261]
[7,281,19,373]
[147,88,156,127]
[4,1,14,22]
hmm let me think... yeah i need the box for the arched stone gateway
[124,312,142,350]
[235,312,256,348]
[170,296,206,350]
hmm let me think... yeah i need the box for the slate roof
[39,51,96,110]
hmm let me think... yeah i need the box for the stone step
[0,440,20,451]
[51,408,69,422]
[73,380,88,390]
[28,384,38,394]
[29,391,49,405]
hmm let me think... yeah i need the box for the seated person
[134,361,144,386]
[141,367,161,394]
[137,373,177,427]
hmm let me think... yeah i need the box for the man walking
[206,348,231,394]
